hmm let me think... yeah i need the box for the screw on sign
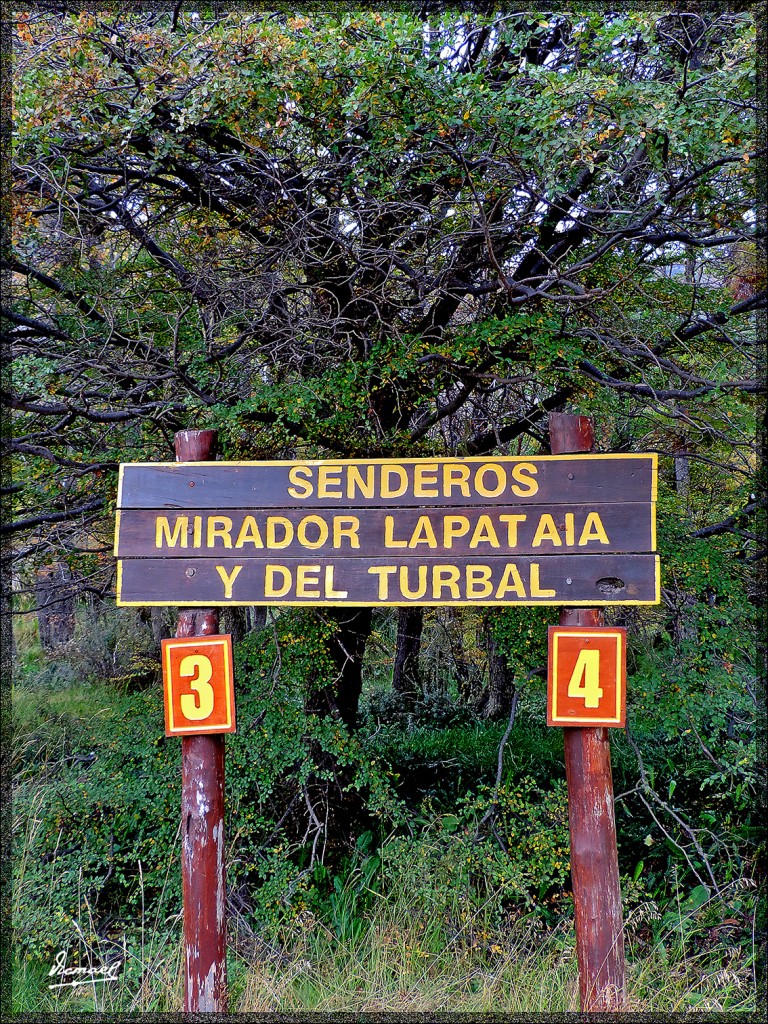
[547,627,626,728]
[161,635,236,736]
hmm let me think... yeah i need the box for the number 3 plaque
[161,635,236,736]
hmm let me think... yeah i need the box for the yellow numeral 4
[567,649,603,708]
[179,654,215,720]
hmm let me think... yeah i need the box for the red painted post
[174,429,228,1012]
[549,413,626,1012]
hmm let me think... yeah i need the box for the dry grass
[14,892,760,1014]
[229,912,759,1014]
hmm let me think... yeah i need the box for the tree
[392,607,424,709]
[4,7,764,735]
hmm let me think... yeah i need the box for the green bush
[13,683,182,962]
[376,777,570,945]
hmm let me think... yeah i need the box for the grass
[10,617,763,1015]
[14,901,760,1014]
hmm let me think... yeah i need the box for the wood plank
[116,554,660,606]
[116,503,655,558]
[117,455,657,509]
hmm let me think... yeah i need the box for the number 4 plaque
[547,626,626,728]
[161,635,236,736]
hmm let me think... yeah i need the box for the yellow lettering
[470,514,500,548]
[443,515,470,548]
[333,516,360,549]
[400,565,428,600]
[384,515,407,548]
[216,564,243,599]
[368,565,397,600]
[381,465,408,498]
[499,514,526,547]
[297,514,329,549]
[264,564,292,597]
[207,516,233,549]
[347,465,374,499]
[530,563,556,597]
[474,463,506,497]
[511,462,538,497]
[266,516,294,549]
[432,565,461,599]
[531,513,562,548]
[443,464,471,497]
[579,511,610,546]
[413,463,439,497]
[296,565,321,597]
[155,515,188,549]
[408,515,438,548]
[495,563,526,598]
[324,565,348,598]
[193,515,202,548]
[466,565,493,598]
[287,465,313,499]
[235,516,264,548]
[318,465,342,498]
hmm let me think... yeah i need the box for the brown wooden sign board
[117,455,656,508]
[115,455,658,607]
[115,503,655,559]
[117,554,660,606]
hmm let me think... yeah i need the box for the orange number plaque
[161,635,236,736]
[547,626,626,728]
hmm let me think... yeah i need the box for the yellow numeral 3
[179,654,215,720]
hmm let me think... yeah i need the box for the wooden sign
[115,503,654,558]
[120,554,658,606]
[117,455,656,508]
[115,456,658,607]
[161,635,236,735]
[547,626,626,728]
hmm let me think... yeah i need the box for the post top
[549,413,595,455]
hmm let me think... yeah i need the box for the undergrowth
[10,598,764,1013]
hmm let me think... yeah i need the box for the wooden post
[549,412,626,1012]
[174,429,228,1012]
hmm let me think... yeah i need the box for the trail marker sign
[547,626,626,728]
[115,455,659,607]
[161,635,236,736]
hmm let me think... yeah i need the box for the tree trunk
[673,408,690,503]
[248,607,268,633]
[1,582,15,673]
[305,607,373,732]
[392,606,423,707]
[34,562,75,650]
[482,613,516,720]
[150,606,173,648]
[293,607,374,869]
[674,452,690,501]
[220,607,248,645]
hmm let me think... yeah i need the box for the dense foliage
[5,8,762,554]
[5,5,765,1011]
